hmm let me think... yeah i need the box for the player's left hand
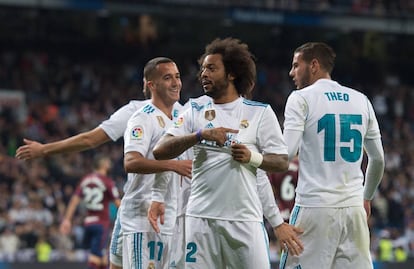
[230,143,250,163]
[273,222,304,256]
[364,199,371,220]
[148,201,165,233]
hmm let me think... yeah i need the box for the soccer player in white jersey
[121,57,192,269]
[280,42,385,269]
[152,38,303,269]
[149,94,304,268]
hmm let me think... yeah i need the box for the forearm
[63,196,80,221]
[43,128,110,156]
[125,155,180,174]
[153,134,198,160]
[363,139,385,200]
[260,154,289,173]
[257,171,284,227]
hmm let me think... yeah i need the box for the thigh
[280,206,340,269]
[333,206,373,269]
[109,214,123,266]
[85,224,108,257]
[219,220,270,269]
[169,215,185,268]
[184,217,223,269]
[123,232,171,269]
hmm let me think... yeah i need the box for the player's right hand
[15,138,44,160]
[273,222,304,256]
[202,127,238,147]
[59,219,72,235]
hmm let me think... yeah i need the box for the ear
[147,80,155,90]
[227,73,235,81]
[310,59,319,74]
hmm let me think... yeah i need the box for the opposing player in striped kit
[60,155,121,269]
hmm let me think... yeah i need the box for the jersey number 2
[317,114,362,162]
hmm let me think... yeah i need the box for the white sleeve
[152,172,171,203]
[283,92,306,160]
[258,105,288,155]
[283,129,303,161]
[363,138,385,200]
[257,169,284,227]
[99,101,144,141]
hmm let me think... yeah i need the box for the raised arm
[153,127,238,160]
[153,133,198,160]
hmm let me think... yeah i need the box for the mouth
[169,87,180,93]
[201,80,212,89]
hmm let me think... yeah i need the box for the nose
[173,77,182,88]
[201,68,209,78]
[172,76,180,84]
[289,68,294,77]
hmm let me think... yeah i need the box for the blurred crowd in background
[1,0,414,265]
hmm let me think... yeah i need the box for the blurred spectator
[0,2,414,264]
[0,226,20,262]
[35,232,52,262]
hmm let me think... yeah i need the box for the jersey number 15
[318,114,362,162]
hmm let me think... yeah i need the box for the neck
[213,85,240,104]
[312,72,331,84]
[96,169,107,176]
[152,99,174,119]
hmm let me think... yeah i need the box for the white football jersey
[168,96,287,221]
[121,102,183,234]
[284,79,381,207]
[99,100,150,141]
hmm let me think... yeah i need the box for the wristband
[195,129,203,142]
[248,151,263,168]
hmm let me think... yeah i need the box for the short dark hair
[143,57,174,80]
[93,154,110,170]
[294,42,336,74]
[198,37,256,97]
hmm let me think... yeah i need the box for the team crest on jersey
[147,262,155,269]
[156,116,165,128]
[240,119,249,129]
[174,116,184,128]
[131,126,143,139]
[205,109,215,121]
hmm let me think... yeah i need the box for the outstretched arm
[16,127,111,160]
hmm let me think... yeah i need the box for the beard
[204,79,229,99]
[297,68,312,89]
